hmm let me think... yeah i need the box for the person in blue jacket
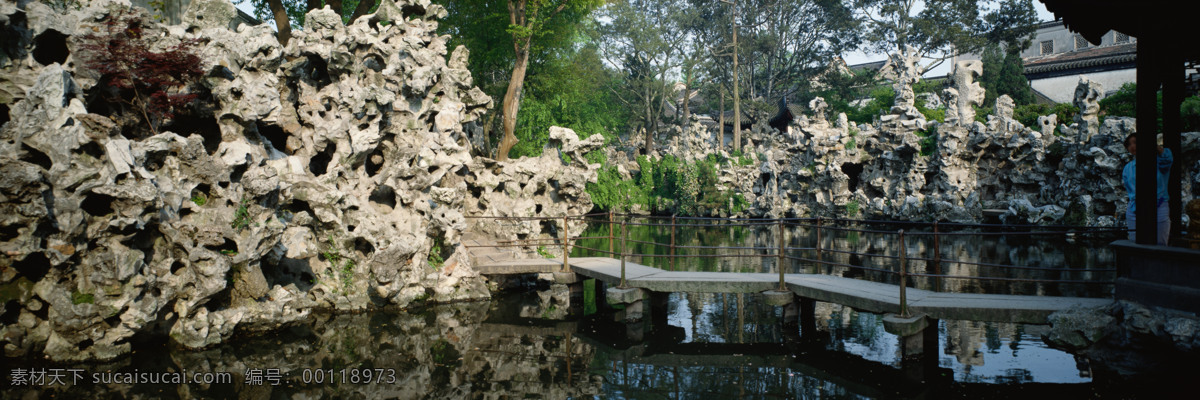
[1123,134,1173,245]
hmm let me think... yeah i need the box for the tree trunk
[732,0,741,152]
[719,89,725,147]
[497,40,530,161]
[267,0,293,45]
[349,0,377,23]
[681,75,691,124]
[328,0,344,16]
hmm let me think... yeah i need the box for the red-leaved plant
[79,9,204,135]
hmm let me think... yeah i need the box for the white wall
[1029,69,1136,103]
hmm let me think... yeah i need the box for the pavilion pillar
[1163,52,1185,242]
[1134,22,1161,245]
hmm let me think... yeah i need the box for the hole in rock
[365,151,384,177]
[257,121,291,155]
[163,113,221,154]
[262,256,315,292]
[208,65,235,80]
[354,237,374,256]
[229,163,248,183]
[76,141,104,159]
[1,300,20,325]
[77,338,93,350]
[0,103,10,126]
[81,192,116,216]
[309,142,336,176]
[170,260,185,275]
[363,54,385,72]
[13,252,50,281]
[32,29,68,65]
[206,238,238,255]
[19,144,51,170]
[840,163,864,193]
[0,224,19,241]
[303,54,332,89]
[369,185,397,209]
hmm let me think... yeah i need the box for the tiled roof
[1023,42,1137,75]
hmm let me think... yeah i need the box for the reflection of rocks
[3,301,601,399]
[1045,300,1200,376]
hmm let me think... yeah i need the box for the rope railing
[466,214,1123,310]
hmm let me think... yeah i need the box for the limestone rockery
[0,0,600,361]
[649,54,1200,225]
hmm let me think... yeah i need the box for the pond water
[569,219,1122,298]
[2,220,1177,398]
[1,289,1181,399]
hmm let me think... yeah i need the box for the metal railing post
[777,218,786,290]
[620,218,628,288]
[814,217,823,273]
[608,211,614,255]
[932,221,942,292]
[670,214,676,271]
[899,229,908,317]
[562,215,570,273]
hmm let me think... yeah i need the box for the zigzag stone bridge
[465,232,1112,356]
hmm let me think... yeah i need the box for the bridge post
[608,211,614,255]
[670,214,676,271]
[562,215,570,273]
[932,221,942,292]
[620,219,628,288]
[899,229,908,318]
[814,217,823,274]
[777,218,786,290]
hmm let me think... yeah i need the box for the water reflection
[1,290,1101,399]
[572,221,1120,297]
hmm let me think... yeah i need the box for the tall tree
[688,0,859,150]
[979,44,1033,106]
[851,0,1037,75]
[493,0,602,161]
[598,0,688,155]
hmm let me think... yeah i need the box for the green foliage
[428,237,446,269]
[1099,82,1200,132]
[915,126,938,156]
[915,101,946,123]
[321,235,356,291]
[191,193,207,206]
[1099,82,1138,118]
[588,164,647,212]
[845,137,857,151]
[844,85,895,124]
[1013,102,1078,135]
[979,45,1034,106]
[1183,96,1200,132]
[231,198,251,231]
[71,290,95,305]
[845,200,860,217]
[536,245,555,259]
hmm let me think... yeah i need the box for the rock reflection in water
[1,301,602,399]
[3,290,1091,399]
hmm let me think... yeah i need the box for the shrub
[78,10,204,135]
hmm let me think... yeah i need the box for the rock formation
[652,58,1198,225]
[0,0,596,361]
